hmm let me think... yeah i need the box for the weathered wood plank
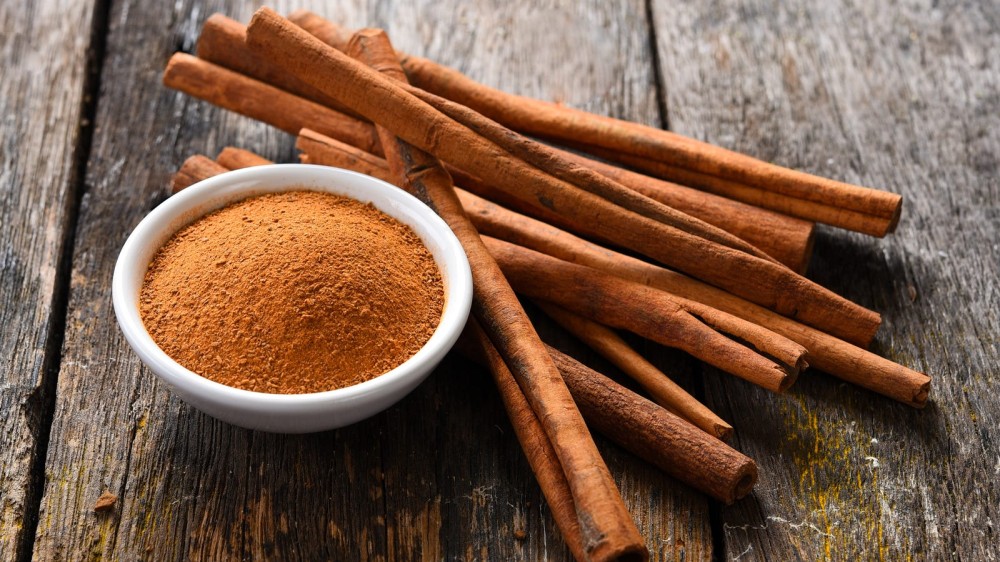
[0,0,99,558]
[650,0,1000,559]
[32,1,706,559]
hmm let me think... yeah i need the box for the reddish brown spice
[140,191,443,394]
[93,490,118,513]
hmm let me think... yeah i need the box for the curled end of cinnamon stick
[172,155,227,193]
[775,364,800,393]
[161,52,184,88]
[885,195,904,234]
[730,463,759,504]
[797,224,817,275]
[194,13,238,59]
[781,351,809,391]
[216,147,272,169]
[714,422,735,442]
[911,377,931,408]
[682,307,807,393]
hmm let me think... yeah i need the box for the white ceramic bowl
[112,164,472,433]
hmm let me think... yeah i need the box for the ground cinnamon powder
[139,190,444,394]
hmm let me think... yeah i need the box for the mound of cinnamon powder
[139,190,444,394]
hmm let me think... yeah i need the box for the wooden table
[3,1,997,559]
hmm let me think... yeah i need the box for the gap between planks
[14,1,114,561]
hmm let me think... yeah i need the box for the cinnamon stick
[186,16,816,270]
[196,14,780,267]
[174,151,589,557]
[458,322,586,561]
[291,11,902,237]
[171,155,227,193]
[575,145,899,237]
[550,147,816,273]
[456,190,931,407]
[537,303,733,440]
[549,346,757,505]
[162,53,382,156]
[196,13,359,118]
[346,28,645,561]
[400,54,903,233]
[402,85,778,265]
[297,129,391,180]
[176,152,756,508]
[242,12,880,347]
[216,147,272,169]
[485,237,806,393]
[293,132,928,408]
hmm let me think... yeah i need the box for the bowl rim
[112,163,472,408]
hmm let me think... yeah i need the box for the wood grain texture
[650,0,999,559]
[30,1,710,560]
[0,0,97,558]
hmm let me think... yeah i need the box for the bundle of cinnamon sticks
[161,8,930,561]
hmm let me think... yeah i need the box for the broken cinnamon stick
[291,11,902,236]
[537,303,733,440]
[241,13,880,347]
[347,27,645,561]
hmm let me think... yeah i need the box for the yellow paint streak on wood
[89,515,113,562]
[780,391,906,560]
